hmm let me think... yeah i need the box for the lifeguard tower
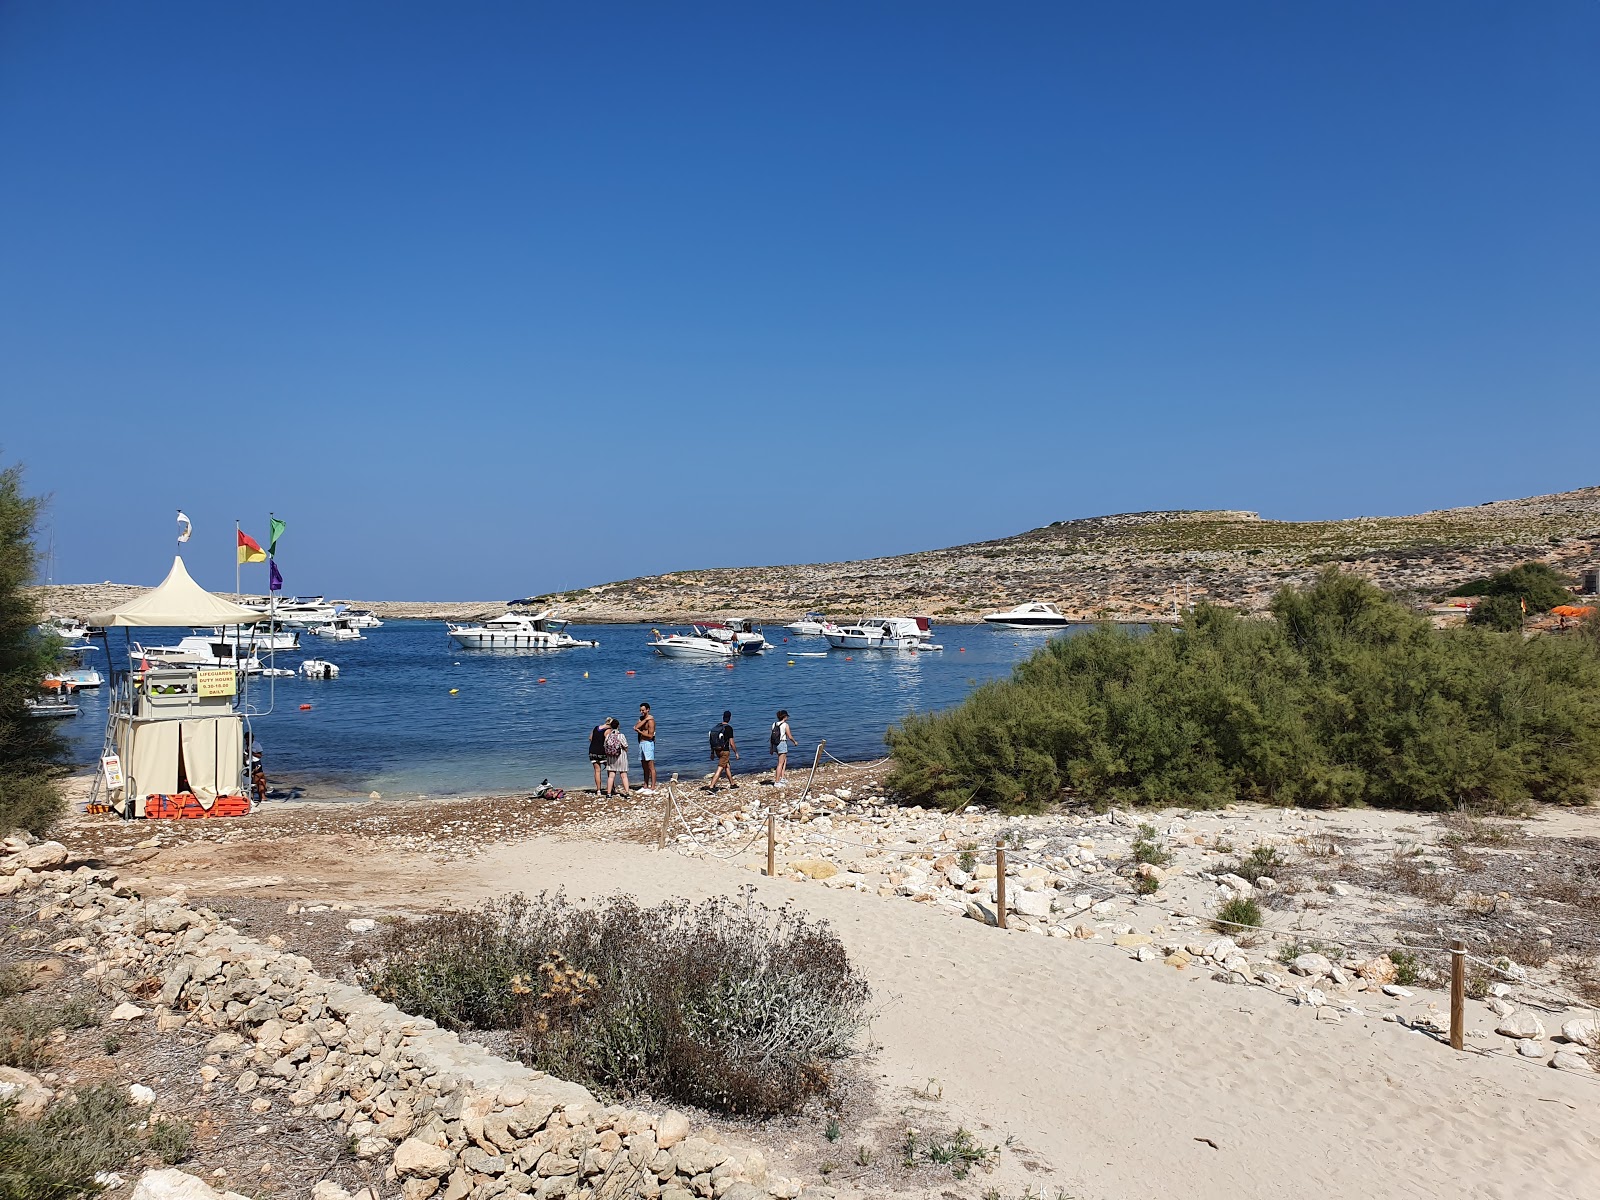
[87,556,267,817]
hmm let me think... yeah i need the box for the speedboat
[245,596,339,628]
[824,616,934,650]
[38,616,91,641]
[25,695,78,719]
[129,637,265,673]
[203,624,301,652]
[342,609,383,628]
[308,618,365,641]
[785,612,830,636]
[299,658,341,679]
[45,667,103,689]
[647,627,737,659]
[982,601,1074,629]
[446,610,598,649]
[702,619,771,655]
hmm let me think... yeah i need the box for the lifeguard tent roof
[86,556,267,627]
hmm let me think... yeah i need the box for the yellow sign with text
[196,669,236,698]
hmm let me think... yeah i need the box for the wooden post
[657,776,677,850]
[1450,940,1466,1051]
[995,845,1008,929]
[767,813,776,877]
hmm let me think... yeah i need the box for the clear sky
[3,2,1596,599]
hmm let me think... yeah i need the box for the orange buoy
[724,662,735,669]
[299,703,312,711]
[626,669,635,675]
[845,656,854,661]
[537,677,546,683]
[959,647,966,652]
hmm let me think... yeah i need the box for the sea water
[58,621,1103,800]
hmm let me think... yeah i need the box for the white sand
[439,834,1600,1200]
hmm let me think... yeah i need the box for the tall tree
[0,461,66,835]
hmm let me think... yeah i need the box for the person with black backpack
[707,710,738,791]
[769,709,795,787]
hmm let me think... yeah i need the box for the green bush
[364,892,870,1117]
[1466,594,1525,631]
[1450,561,1571,611]
[1215,896,1263,931]
[887,569,1600,813]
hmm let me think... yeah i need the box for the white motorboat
[203,624,301,652]
[785,612,830,636]
[446,610,598,650]
[38,616,91,641]
[308,618,365,641]
[342,609,383,628]
[982,601,1074,629]
[299,658,341,679]
[129,637,265,673]
[45,667,103,689]
[824,616,934,650]
[26,695,78,718]
[702,619,771,655]
[245,596,339,628]
[647,627,737,659]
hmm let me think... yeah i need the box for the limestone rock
[963,899,1000,927]
[1010,889,1052,918]
[130,1170,224,1200]
[0,1066,51,1120]
[788,859,838,880]
[393,1138,453,1179]
[1354,956,1397,985]
[346,919,377,934]
[1496,1013,1546,1040]
[1551,1050,1593,1073]
[109,1002,146,1022]
[1560,1019,1600,1049]
[657,1110,690,1149]
[9,842,68,872]
[1517,1039,1546,1059]
[1291,953,1332,978]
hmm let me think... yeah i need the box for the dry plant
[364,891,871,1117]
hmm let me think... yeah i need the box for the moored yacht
[702,619,771,655]
[981,601,1074,629]
[446,610,598,649]
[128,637,265,673]
[785,612,830,636]
[647,627,737,659]
[824,616,935,650]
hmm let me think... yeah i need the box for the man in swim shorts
[634,701,657,792]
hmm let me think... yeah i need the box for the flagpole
[235,520,241,598]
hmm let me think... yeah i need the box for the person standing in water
[770,709,795,787]
[634,702,657,793]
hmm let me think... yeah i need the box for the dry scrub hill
[34,486,1600,625]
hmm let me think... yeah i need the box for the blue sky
[3,2,1596,599]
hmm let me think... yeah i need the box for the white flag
[176,510,192,543]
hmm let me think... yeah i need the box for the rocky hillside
[33,486,1600,624]
[517,484,1600,623]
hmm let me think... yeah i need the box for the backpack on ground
[769,721,782,754]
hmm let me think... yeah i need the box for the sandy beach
[48,765,1600,1200]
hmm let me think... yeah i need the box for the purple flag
[269,559,283,592]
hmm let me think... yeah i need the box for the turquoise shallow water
[59,620,1096,799]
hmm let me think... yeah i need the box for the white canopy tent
[87,555,267,627]
[88,556,260,813]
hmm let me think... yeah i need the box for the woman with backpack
[602,717,632,797]
[770,710,795,787]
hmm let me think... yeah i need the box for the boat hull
[824,632,920,650]
[982,617,1074,629]
[650,640,735,659]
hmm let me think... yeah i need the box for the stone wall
[2,839,804,1200]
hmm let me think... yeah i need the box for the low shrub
[1132,825,1171,867]
[1230,845,1284,885]
[0,995,95,1068]
[0,1084,190,1200]
[1214,896,1262,932]
[1387,949,1421,987]
[364,892,871,1117]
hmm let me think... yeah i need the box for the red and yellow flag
[238,530,268,564]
